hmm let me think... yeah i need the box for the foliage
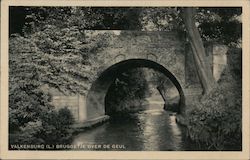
[140,7,182,31]
[9,120,44,146]
[185,49,242,150]
[90,7,142,30]
[10,20,112,96]
[8,7,242,149]
[20,7,103,35]
[10,7,141,35]
[9,108,74,147]
[38,107,74,145]
[195,7,242,47]
[10,7,242,47]
[139,7,242,46]
[105,68,149,114]
[149,70,179,99]
[9,7,111,146]
[9,35,53,132]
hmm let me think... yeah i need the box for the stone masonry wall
[44,30,225,123]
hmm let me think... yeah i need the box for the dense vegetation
[105,68,149,114]
[186,48,242,150]
[9,7,242,150]
[9,108,74,147]
[9,33,77,146]
[9,7,112,146]
[10,7,241,47]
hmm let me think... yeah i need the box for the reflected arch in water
[86,59,185,119]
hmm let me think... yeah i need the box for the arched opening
[86,59,185,120]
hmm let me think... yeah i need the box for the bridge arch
[85,59,185,120]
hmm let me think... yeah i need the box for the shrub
[9,120,45,146]
[9,107,74,148]
[186,82,241,150]
[39,107,74,145]
[185,49,242,150]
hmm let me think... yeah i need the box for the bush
[39,107,74,145]
[186,82,241,150]
[9,120,45,146]
[185,50,242,150]
[9,107,74,148]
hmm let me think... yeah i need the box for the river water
[71,103,200,151]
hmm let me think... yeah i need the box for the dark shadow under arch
[86,59,185,120]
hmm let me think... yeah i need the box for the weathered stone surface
[44,30,222,126]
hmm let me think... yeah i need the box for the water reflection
[72,103,189,151]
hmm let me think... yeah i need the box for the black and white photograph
[1,0,250,159]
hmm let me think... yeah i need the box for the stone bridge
[45,30,228,127]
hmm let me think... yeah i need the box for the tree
[8,7,243,152]
[181,7,215,94]
[196,7,242,47]
[105,68,149,114]
[8,7,110,145]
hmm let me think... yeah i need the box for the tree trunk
[182,7,215,94]
[156,85,167,103]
